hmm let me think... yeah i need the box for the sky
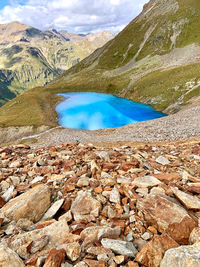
[0,0,149,33]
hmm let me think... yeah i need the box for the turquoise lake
[56,92,166,130]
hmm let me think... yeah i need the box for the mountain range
[0,21,114,106]
[0,0,200,138]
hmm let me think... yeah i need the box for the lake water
[56,92,166,130]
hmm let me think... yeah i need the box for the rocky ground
[0,139,199,266]
[21,102,200,149]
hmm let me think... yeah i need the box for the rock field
[0,140,199,266]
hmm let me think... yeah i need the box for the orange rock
[62,198,72,212]
[128,262,139,267]
[35,221,55,230]
[43,248,65,267]
[135,233,179,267]
[63,184,75,194]
[0,197,6,208]
[154,173,180,184]
[137,194,197,244]
[148,226,158,235]
[94,187,103,193]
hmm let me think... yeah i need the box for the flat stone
[137,194,197,244]
[160,242,200,267]
[40,199,64,221]
[0,184,51,223]
[187,183,200,194]
[135,233,179,267]
[109,187,120,203]
[71,191,101,222]
[0,245,25,267]
[156,156,170,165]
[171,187,200,210]
[154,173,181,184]
[81,226,121,244]
[101,238,138,257]
[132,176,161,188]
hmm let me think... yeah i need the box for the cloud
[0,0,149,33]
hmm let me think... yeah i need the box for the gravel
[31,103,200,147]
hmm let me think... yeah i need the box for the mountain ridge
[0,21,114,106]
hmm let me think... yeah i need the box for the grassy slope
[0,0,200,127]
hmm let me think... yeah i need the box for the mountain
[0,21,114,106]
[0,0,200,133]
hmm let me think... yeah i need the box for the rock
[96,151,110,161]
[0,181,10,191]
[141,232,153,241]
[16,218,33,231]
[135,233,179,267]
[132,176,161,188]
[160,242,200,267]
[40,199,64,221]
[65,242,81,261]
[101,238,138,257]
[187,183,200,194]
[137,194,197,244]
[9,220,69,257]
[0,196,6,208]
[71,191,101,222]
[81,226,121,244]
[44,248,66,267]
[171,187,200,210]
[156,156,170,165]
[0,245,25,266]
[113,255,124,264]
[0,184,51,223]
[2,186,15,202]
[109,187,120,203]
[77,177,90,187]
[189,227,200,244]
[154,173,180,184]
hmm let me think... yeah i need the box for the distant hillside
[0,21,114,106]
[0,0,200,129]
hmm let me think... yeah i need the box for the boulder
[160,242,200,267]
[71,191,101,222]
[137,194,197,244]
[135,233,179,267]
[132,176,161,188]
[171,187,200,210]
[8,220,69,258]
[0,245,25,267]
[40,199,64,222]
[0,184,51,223]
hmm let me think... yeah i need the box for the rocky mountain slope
[0,0,200,138]
[0,140,199,266]
[0,21,114,106]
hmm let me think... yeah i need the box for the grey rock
[101,238,138,257]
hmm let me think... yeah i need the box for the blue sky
[0,0,149,33]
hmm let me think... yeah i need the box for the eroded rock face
[8,220,69,258]
[0,184,51,223]
[160,242,200,267]
[135,233,179,267]
[0,246,25,267]
[136,194,197,244]
[71,191,101,222]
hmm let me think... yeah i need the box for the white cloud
[0,0,149,33]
